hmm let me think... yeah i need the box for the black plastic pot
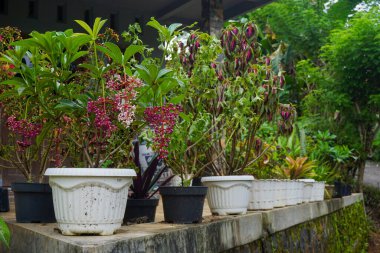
[11,183,56,223]
[191,177,202,186]
[334,181,352,197]
[123,198,159,224]
[0,188,9,212]
[159,186,207,224]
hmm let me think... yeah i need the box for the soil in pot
[11,182,55,223]
[123,198,159,224]
[159,186,207,224]
[0,187,9,212]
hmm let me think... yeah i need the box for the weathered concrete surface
[262,193,363,234]
[364,160,380,188]
[2,194,363,253]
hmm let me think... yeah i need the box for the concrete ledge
[4,193,363,253]
[263,193,362,234]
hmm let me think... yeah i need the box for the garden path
[364,161,380,188]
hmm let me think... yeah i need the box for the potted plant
[43,18,149,235]
[0,26,58,222]
[132,18,209,224]
[2,19,147,234]
[124,141,173,224]
[167,21,294,215]
[274,156,317,204]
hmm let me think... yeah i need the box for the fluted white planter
[299,179,315,203]
[297,180,304,204]
[249,179,275,210]
[45,168,136,236]
[201,176,254,215]
[313,181,325,201]
[273,180,287,207]
[285,180,297,206]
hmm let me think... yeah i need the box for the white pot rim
[298,179,315,182]
[45,168,136,177]
[201,175,254,182]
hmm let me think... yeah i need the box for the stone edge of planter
[3,193,363,253]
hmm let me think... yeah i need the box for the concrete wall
[2,193,368,253]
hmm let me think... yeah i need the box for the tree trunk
[357,159,365,192]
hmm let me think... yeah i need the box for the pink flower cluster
[6,116,42,150]
[106,74,142,127]
[87,97,118,137]
[144,104,182,159]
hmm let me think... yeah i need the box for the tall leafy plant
[0,29,90,181]
[165,21,295,177]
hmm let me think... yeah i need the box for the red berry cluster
[87,97,118,138]
[144,104,182,159]
[6,116,42,150]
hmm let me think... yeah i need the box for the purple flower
[246,24,255,40]
[245,50,253,63]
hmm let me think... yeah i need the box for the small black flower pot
[123,198,159,224]
[191,177,202,186]
[159,186,207,224]
[0,188,9,212]
[11,183,56,223]
[334,181,352,198]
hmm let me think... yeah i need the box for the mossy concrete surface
[2,194,365,253]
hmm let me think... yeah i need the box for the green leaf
[179,112,191,123]
[0,217,10,248]
[55,99,84,112]
[159,80,177,94]
[103,42,122,63]
[147,17,170,39]
[75,20,94,36]
[79,63,100,76]
[169,94,185,104]
[168,23,182,35]
[17,86,26,95]
[123,45,145,62]
[69,51,88,64]
[157,68,172,80]
[36,121,54,146]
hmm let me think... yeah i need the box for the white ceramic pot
[249,179,275,210]
[201,175,254,215]
[299,179,315,203]
[314,181,326,201]
[286,180,298,206]
[297,180,304,204]
[273,180,287,207]
[45,168,136,236]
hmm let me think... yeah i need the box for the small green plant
[0,217,10,249]
[275,156,316,179]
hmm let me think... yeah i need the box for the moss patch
[225,201,370,253]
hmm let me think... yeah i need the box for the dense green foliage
[363,185,380,226]
[246,0,380,188]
